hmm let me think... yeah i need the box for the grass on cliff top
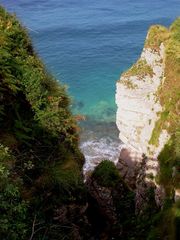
[145,25,170,50]
[120,25,167,88]
[149,17,180,146]
[122,59,153,81]
[149,18,180,240]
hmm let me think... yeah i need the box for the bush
[0,145,28,240]
[92,160,121,187]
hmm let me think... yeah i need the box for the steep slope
[116,26,169,157]
[116,18,180,183]
[0,6,88,239]
[116,18,180,240]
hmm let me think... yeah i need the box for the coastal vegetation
[120,78,138,89]
[149,17,180,147]
[122,59,153,80]
[0,5,179,240]
[0,6,86,239]
[148,21,180,226]
[145,25,169,50]
[92,160,122,187]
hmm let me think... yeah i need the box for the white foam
[80,137,123,175]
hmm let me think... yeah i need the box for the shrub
[92,160,121,187]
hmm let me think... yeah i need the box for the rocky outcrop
[116,41,169,157]
[115,26,172,209]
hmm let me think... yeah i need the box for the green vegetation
[0,6,86,239]
[0,6,79,144]
[149,18,180,146]
[0,145,28,239]
[122,59,153,79]
[120,78,138,89]
[92,160,121,187]
[145,25,169,49]
[149,129,180,240]
[147,19,180,240]
[146,200,180,240]
[157,129,180,195]
[0,6,179,240]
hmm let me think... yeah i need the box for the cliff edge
[116,19,180,201]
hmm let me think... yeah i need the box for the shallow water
[2,0,180,171]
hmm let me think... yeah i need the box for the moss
[122,59,153,79]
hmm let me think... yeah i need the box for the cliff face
[115,19,180,205]
[116,33,169,157]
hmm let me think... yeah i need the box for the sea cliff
[116,19,180,202]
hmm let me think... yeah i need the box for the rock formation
[116,31,168,186]
[115,20,180,209]
[116,35,169,158]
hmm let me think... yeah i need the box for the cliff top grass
[148,18,180,210]
[121,59,153,81]
[120,25,168,87]
[145,25,170,50]
[149,17,180,146]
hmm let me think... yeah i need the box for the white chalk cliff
[115,18,180,207]
[115,28,174,210]
[116,42,169,158]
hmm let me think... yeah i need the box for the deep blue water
[1,0,180,169]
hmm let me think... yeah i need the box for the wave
[80,134,124,174]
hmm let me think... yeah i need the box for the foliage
[157,127,180,195]
[0,145,28,239]
[146,200,180,240]
[122,59,153,79]
[148,18,180,240]
[0,6,78,146]
[0,6,85,239]
[92,160,122,188]
[149,17,180,146]
[145,25,169,49]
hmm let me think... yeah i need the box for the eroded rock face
[115,32,170,209]
[116,43,168,156]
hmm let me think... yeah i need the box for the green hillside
[0,6,86,239]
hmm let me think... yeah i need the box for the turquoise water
[1,0,180,169]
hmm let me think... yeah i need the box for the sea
[1,0,180,172]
